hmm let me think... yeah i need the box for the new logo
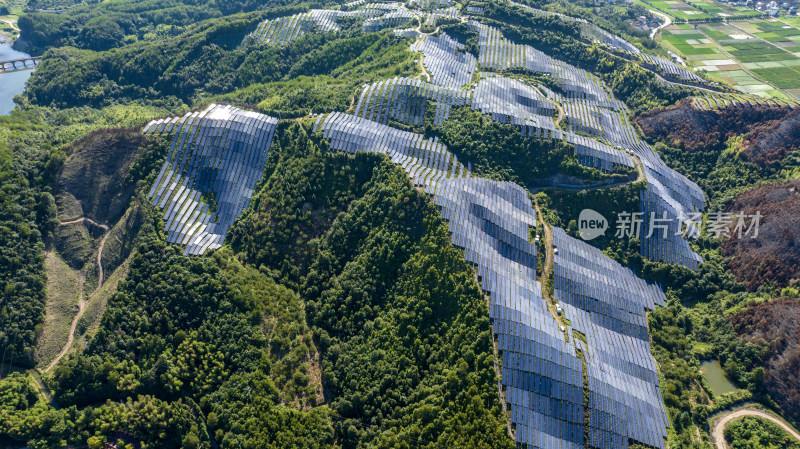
[578,209,607,240]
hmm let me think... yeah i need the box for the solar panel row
[363,9,416,32]
[554,228,669,449]
[142,104,278,255]
[507,0,706,84]
[410,32,477,89]
[695,92,799,110]
[242,4,403,47]
[355,77,471,127]
[407,0,452,10]
[393,28,420,38]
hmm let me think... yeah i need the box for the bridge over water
[0,57,41,72]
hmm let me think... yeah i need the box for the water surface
[700,360,737,396]
[0,42,35,115]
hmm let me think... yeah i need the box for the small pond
[700,360,737,396]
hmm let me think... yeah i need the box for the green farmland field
[752,66,800,88]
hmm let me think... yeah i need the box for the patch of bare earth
[733,299,800,423]
[722,180,800,291]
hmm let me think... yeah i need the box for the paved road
[711,407,800,449]
[648,9,672,40]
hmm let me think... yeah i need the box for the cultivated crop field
[647,0,713,20]
[657,17,800,98]
[645,0,763,20]
[689,0,763,17]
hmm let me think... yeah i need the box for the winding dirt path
[711,407,800,449]
[45,217,110,372]
[58,217,110,285]
[1,19,19,32]
[416,54,431,82]
[532,196,567,331]
[412,18,439,82]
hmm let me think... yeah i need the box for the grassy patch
[35,251,81,368]
[76,252,131,339]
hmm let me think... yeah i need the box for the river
[0,41,34,115]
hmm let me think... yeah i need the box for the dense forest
[0,121,52,368]
[0,121,513,448]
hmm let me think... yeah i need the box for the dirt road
[1,19,19,32]
[45,217,110,372]
[711,407,800,449]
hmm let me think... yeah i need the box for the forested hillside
[1,0,800,448]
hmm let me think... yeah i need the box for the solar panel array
[342,0,366,9]
[553,227,669,449]
[313,112,466,192]
[430,6,459,18]
[638,161,704,269]
[468,22,705,269]
[565,134,634,172]
[640,54,706,84]
[242,5,402,47]
[408,0,453,9]
[694,92,799,110]
[562,99,640,149]
[355,77,471,126]
[353,71,636,173]
[143,104,278,255]
[313,111,587,449]
[471,75,560,137]
[224,7,714,446]
[363,9,416,32]
[393,27,420,38]
[419,7,458,27]
[507,0,706,84]
[410,26,702,261]
[410,33,477,89]
[311,110,672,449]
[470,21,610,103]
[435,178,586,449]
